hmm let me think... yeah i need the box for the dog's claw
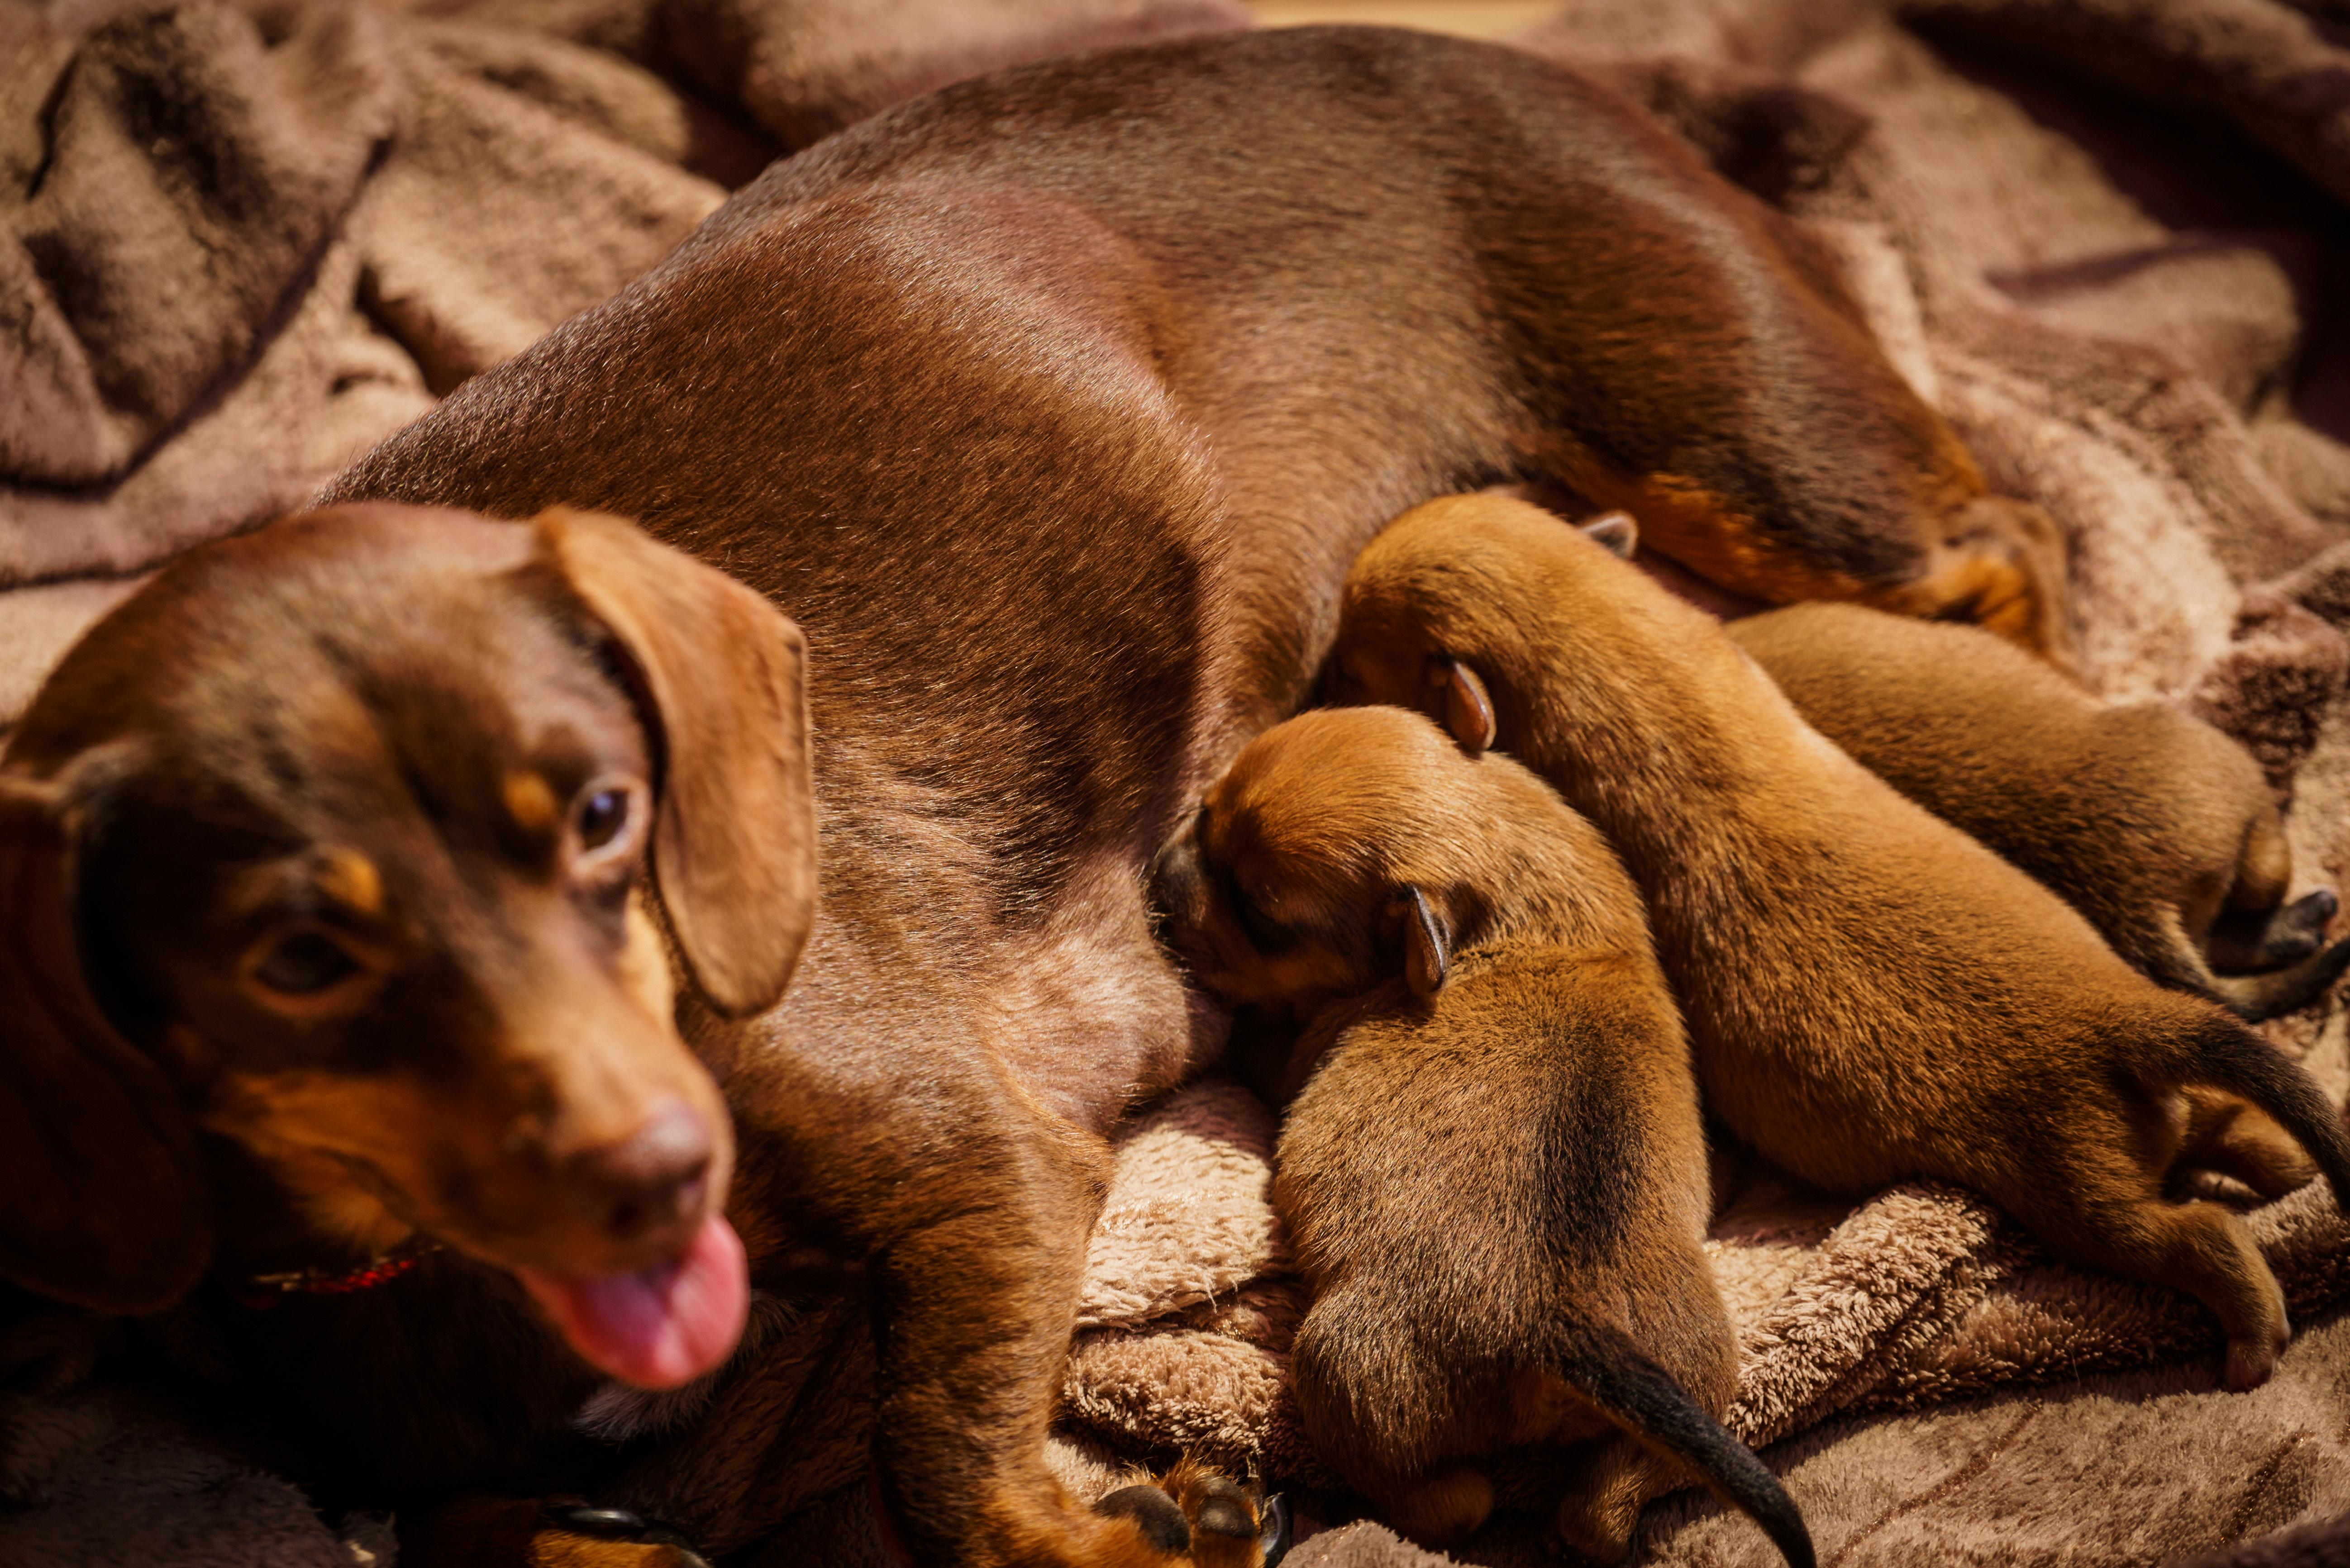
[1258,1492,1294,1566]
[540,1503,713,1568]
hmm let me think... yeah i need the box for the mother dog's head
[0,503,815,1388]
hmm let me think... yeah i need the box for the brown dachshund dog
[1151,706,1812,1566]
[0,505,791,1380]
[1330,493,2350,1393]
[1727,603,2350,1022]
[3,24,2069,1568]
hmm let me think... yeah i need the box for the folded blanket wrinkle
[0,1,399,489]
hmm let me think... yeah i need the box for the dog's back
[326,24,2009,814]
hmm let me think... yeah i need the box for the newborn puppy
[1152,707,1812,1568]
[1729,602,2350,1022]
[1331,494,2350,1390]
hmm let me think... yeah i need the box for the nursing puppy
[1330,494,2350,1389]
[1152,706,1811,1567]
[1726,603,2350,1022]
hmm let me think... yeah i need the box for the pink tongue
[518,1214,748,1388]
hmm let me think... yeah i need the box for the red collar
[234,1240,440,1308]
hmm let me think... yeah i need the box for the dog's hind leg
[2206,814,2329,974]
[1553,1435,1692,1566]
[2019,1173,2289,1390]
[1859,498,2076,672]
[2174,1087,2319,1199]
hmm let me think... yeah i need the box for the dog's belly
[979,856,1217,1133]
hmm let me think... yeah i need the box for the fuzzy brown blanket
[12,0,2350,1564]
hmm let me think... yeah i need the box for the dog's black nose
[571,1101,712,1241]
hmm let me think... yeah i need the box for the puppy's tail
[1549,1319,1815,1568]
[2209,937,2350,1024]
[2176,1011,2350,1211]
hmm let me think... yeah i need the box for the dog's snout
[568,1100,713,1242]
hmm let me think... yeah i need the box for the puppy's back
[1279,951,1720,1472]
[1729,603,2277,989]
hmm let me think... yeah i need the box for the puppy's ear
[1428,656,1496,755]
[1580,510,1638,558]
[1387,885,1450,997]
[0,770,212,1313]
[534,508,817,1018]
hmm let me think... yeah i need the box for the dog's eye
[253,930,361,996]
[577,788,632,851]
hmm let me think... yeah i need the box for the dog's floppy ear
[1387,884,1450,997]
[534,508,817,1018]
[0,770,212,1313]
[1428,656,1496,755]
[1581,510,1638,558]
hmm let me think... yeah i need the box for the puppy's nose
[567,1100,712,1242]
[1147,831,1206,930]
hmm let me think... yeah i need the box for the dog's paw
[2266,888,2339,964]
[2224,1324,2291,1392]
[1091,1459,1290,1567]
[535,1502,713,1567]
[401,1496,713,1568]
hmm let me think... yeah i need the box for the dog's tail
[2209,938,2350,1024]
[2174,1010,2350,1211]
[1548,1318,1815,1568]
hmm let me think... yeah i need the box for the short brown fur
[1332,494,2350,1392]
[1152,708,1810,1567]
[1727,603,2350,1025]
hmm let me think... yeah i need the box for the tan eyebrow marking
[502,769,560,835]
[316,848,382,917]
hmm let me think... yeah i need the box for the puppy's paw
[2213,887,2338,972]
[2225,1329,2289,1391]
[1378,1464,1495,1548]
[1091,1459,1290,1567]
[2265,888,2340,965]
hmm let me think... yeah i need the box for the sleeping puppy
[1151,706,1813,1568]
[1330,493,2350,1391]
[1726,602,2350,1023]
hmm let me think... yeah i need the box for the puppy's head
[1325,499,1640,755]
[1152,706,1576,1012]
[0,503,815,1389]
